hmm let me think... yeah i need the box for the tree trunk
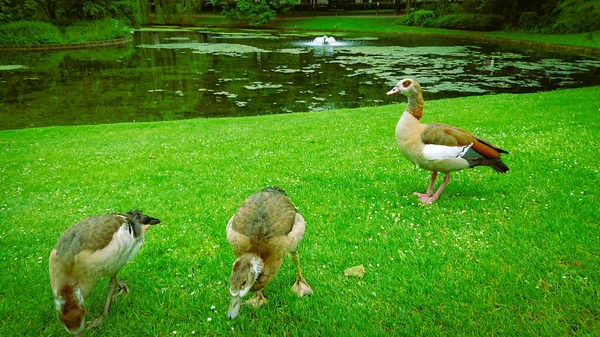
[405,0,411,15]
[511,0,519,25]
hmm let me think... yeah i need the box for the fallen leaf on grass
[344,265,365,278]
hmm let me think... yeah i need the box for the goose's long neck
[405,91,424,120]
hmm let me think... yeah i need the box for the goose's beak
[228,295,242,320]
[386,86,400,96]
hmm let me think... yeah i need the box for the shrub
[0,21,63,45]
[62,18,131,43]
[0,0,38,24]
[432,13,504,31]
[518,11,539,31]
[548,0,600,33]
[399,10,437,27]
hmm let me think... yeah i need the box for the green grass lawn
[1,87,599,336]
[269,16,600,51]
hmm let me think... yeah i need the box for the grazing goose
[386,78,509,204]
[226,186,312,320]
[49,210,160,336]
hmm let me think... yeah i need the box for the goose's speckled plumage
[49,210,160,336]
[387,78,509,204]
[226,186,312,319]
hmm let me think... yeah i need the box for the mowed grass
[1,87,599,336]
[270,16,600,50]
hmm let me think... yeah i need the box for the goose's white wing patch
[423,143,473,160]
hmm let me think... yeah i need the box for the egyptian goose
[386,78,509,204]
[49,210,160,336]
[226,186,312,319]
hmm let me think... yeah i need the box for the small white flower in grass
[210,305,216,310]
[190,291,195,296]
[192,331,196,335]
[217,281,222,285]
[207,317,212,321]
[172,331,177,335]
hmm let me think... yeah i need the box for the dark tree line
[0,0,141,24]
[399,0,599,33]
[1,0,598,33]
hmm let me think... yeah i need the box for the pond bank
[0,36,133,53]
[279,26,600,57]
[267,16,600,57]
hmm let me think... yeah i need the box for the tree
[552,0,600,33]
[0,0,38,23]
[221,0,296,26]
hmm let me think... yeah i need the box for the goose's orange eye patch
[402,80,412,88]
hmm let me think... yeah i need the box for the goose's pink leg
[413,171,438,198]
[413,173,450,204]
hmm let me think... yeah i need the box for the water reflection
[0,29,598,130]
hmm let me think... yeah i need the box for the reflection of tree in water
[1,29,599,130]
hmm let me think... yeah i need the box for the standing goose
[226,186,312,320]
[386,78,509,204]
[49,210,160,336]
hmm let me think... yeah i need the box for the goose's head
[125,210,161,234]
[386,78,422,97]
[54,284,85,336]
[227,254,263,319]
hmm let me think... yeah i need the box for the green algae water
[0,28,598,130]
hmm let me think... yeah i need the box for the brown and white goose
[226,186,312,320]
[49,210,160,336]
[387,78,509,204]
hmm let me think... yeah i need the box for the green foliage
[0,0,38,23]
[221,0,294,26]
[0,21,62,45]
[421,0,455,16]
[548,0,600,33]
[518,11,539,31]
[0,0,138,25]
[455,0,478,14]
[432,13,504,31]
[476,0,504,15]
[62,18,131,42]
[0,18,130,45]
[399,10,437,27]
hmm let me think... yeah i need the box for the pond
[1,28,599,130]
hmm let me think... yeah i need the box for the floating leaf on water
[273,67,301,74]
[0,65,27,71]
[137,42,267,56]
[213,91,237,98]
[276,48,310,55]
[214,33,280,40]
[345,37,379,41]
[243,83,282,90]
